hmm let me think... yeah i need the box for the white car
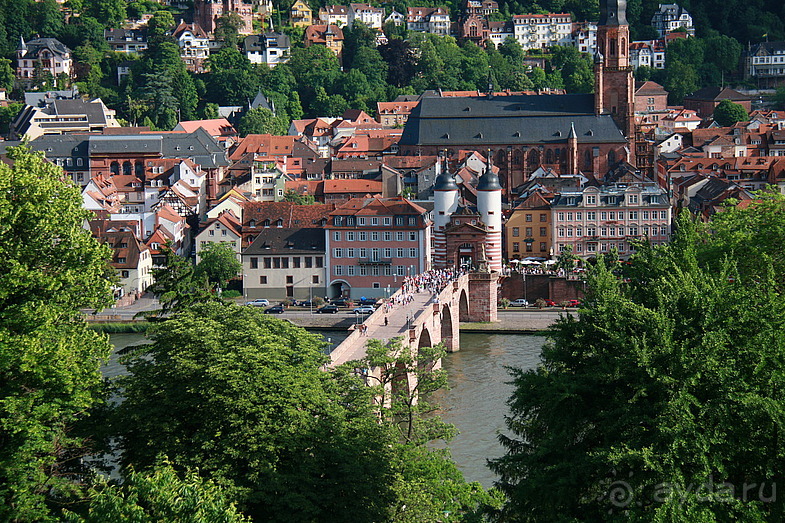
[245,299,270,307]
[353,306,375,314]
[510,299,529,307]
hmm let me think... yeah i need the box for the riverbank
[87,308,570,333]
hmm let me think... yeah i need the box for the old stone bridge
[329,271,499,369]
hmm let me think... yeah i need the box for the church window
[545,149,553,164]
[608,149,616,165]
[496,150,506,165]
[584,150,592,170]
[513,149,522,165]
[621,38,626,55]
[610,38,616,56]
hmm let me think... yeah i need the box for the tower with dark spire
[433,152,460,268]
[476,152,502,271]
[596,0,635,163]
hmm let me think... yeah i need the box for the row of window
[557,210,668,221]
[257,275,320,285]
[333,230,418,242]
[558,225,669,237]
[512,242,548,253]
[512,227,548,237]
[333,247,418,258]
[333,216,418,227]
[249,256,324,269]
[334,265,411,277]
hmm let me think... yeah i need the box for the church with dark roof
[399,0,636,200]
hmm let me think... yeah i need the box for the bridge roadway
[330,288,436,367]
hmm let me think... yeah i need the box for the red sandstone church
[398,0,636,200]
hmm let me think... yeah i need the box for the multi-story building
[464,0,499,17]
[15,37,72,84]
[630,39,666,69]
[513,13,572,51]
[244,32,291,67]
[104,28,148,54]
[349,3,384,29]
[325,197,431,299]
[194,0,255,34]
[407,7,450,35]
[550,182,671,258]
[304,25,344,64]
[10,97,119,140]
[651,3,694,37]
[242,228,326,301]
[746,41,785,89]
[572,21,597,55]
[195,210,243,262]
[289,0,313,27]
[683,87,752,119]
[173,21,210,73]
[505,192,552,260]
[319,5,349,27]
[634,80,669,113]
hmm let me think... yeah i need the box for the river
[106,330,545,490]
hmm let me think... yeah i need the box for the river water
[106,330,545,490]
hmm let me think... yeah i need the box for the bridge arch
[417,327,434,372]
[458,289,470,322]
[440,303,455,352]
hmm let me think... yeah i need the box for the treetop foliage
[490,193,785,520]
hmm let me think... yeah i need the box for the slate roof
[244,228,325,255]
[18,38,70,58]
[28,128,229,169]
[685,87,751,102]
[399,94,627,146]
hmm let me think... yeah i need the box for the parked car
[297,299,315,307]
[264,305,285,314]
[358,297,378,305]
[245,299,269,307]
[330,299,349,307]
[544,299,557,307]
[353,306,375,314]
[316,305,339,314]
[510,298,529,307]
[567,299,582,307]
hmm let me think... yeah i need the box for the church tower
[596,0,635,160]
[476,153,502,272]
[432,154,460,269]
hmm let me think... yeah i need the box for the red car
[567,299,582,307]
[544,299,557,307]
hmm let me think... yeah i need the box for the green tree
[282,189,316,204]
[713,99,749,126]
[204,47,260,105]
[664,60,699,104]
[147,242,215,314]
[214,11,243,49]
[554,244,577,271]
[146,10,176,45]
[340,338,502,520]
[0,145,113,521]
[195,242,242,290]
[63,462,249,522]
[0,58,16,93]
[84,0,126,26]
[238,106,288,136]
[113,302,400,521]
[489,207,785,521]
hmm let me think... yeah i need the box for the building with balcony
[407,7,450,35]
[505,192,553,260]
[173,21,210,73]
[290,0,314,27]
[651,3,694,37]
[244,32,291,67]
[349,3,384,29]
[319,5,349,27]
[15,37,72,85]
[512,13,572,51]
[325,197,431,299]
[550,182,671,259]
[104,28,148,54]
[746,41,785,89]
